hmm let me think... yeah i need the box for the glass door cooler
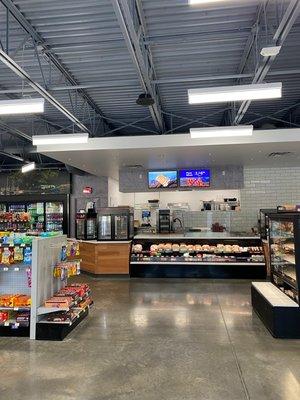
[45,202,64,232]
[0,195,69,235]
[98,207,134,241]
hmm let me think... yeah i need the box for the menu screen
[148,171,178,189]
[179,169,210,187]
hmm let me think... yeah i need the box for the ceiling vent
[268,152,293,158]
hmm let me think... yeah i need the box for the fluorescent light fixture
[32,133,89,145]
[21,162,36,173]
[188,82,282,104]
[189,0,225,4]
[190,125,253,138]
[0,98,44,115]
[260,46,281,57]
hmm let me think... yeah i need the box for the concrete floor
[0,278,299,400]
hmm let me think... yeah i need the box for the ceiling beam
[0,49,89,132]
[0,0,111,132]
[0,119,31,142]
[1,68,300,95]
[111,0,165,133]
[0,150,24,162]
[234,0,300,124]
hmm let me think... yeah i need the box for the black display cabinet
[252,212,300,338]
[259,208,277,240]
[97,207,134,241]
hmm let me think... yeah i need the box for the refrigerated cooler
[0,194,69,234]
[97,207,134,241]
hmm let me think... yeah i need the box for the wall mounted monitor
[179,169,210,188]
[148,171,178,189]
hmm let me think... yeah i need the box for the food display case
[130,234,265,278]
[252,212,300,338]
[259,208,277,240]
[97,207,134,241]
[269,213,300,303]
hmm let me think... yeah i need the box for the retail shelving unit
[252,212,300,338]
[30,235,91,340]
[130,235,265,279]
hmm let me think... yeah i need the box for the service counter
[78,240,131,275]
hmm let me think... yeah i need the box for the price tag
[4,321,9,326]
[13,307,19,311]
[3,267,8,271]
[14,267,19,271]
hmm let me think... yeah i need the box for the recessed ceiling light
[0,98,44,115]
[188,83,282,104]
[32,133,89,145]
[190,125,253,138]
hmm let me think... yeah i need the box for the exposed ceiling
[0,0,299,170]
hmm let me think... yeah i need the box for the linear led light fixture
[0,49,88,132]
[190,125,253,138]
[260,46,282,57]
[21,161,36,173]
[0,98,44,115]
[32,133,89,145]
[189,0,226,4]
[188,82,282,104]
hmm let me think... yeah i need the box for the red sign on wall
[83,187,93,194]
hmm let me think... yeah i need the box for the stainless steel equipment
[157,209,171,234]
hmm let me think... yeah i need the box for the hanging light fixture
[0,98,44,115]
[32,133,89,146]
[190,125,253,138]
[21,162,36,173]
[188,83,282,104]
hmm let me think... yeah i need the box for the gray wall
[70,174,108,237]
[119,165,244,192]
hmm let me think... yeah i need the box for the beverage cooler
[97,207,134,241]
[0,194,69,234]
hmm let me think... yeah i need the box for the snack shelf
[0,320,29,328]
[0,306,30,311]
[37,306,70,315]
[0,265,29,271]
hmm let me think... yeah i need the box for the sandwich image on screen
[179,169,210,187]
[148,171,178,188]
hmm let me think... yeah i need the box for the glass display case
[130,236,265,278]
[259,208,277,240]
[97,207,134,241]
[269,212,300,304]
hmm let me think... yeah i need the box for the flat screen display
[179,169,210,187]
[148,171,178,189]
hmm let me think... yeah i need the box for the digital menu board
[148,171,178,189]
[179,169,210,187]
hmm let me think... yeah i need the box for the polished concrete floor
[0,278,299,400]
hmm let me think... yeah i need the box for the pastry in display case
[269,214,300,304]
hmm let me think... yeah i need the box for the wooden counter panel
[79,241,131,275]
[96,243,131,274]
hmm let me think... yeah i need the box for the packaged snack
[9,246,14,264]
[0,311,9,322]
[2,247,10,265]
[14,245,24,262]
[61,245,67,262]
[24,246,32,265]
